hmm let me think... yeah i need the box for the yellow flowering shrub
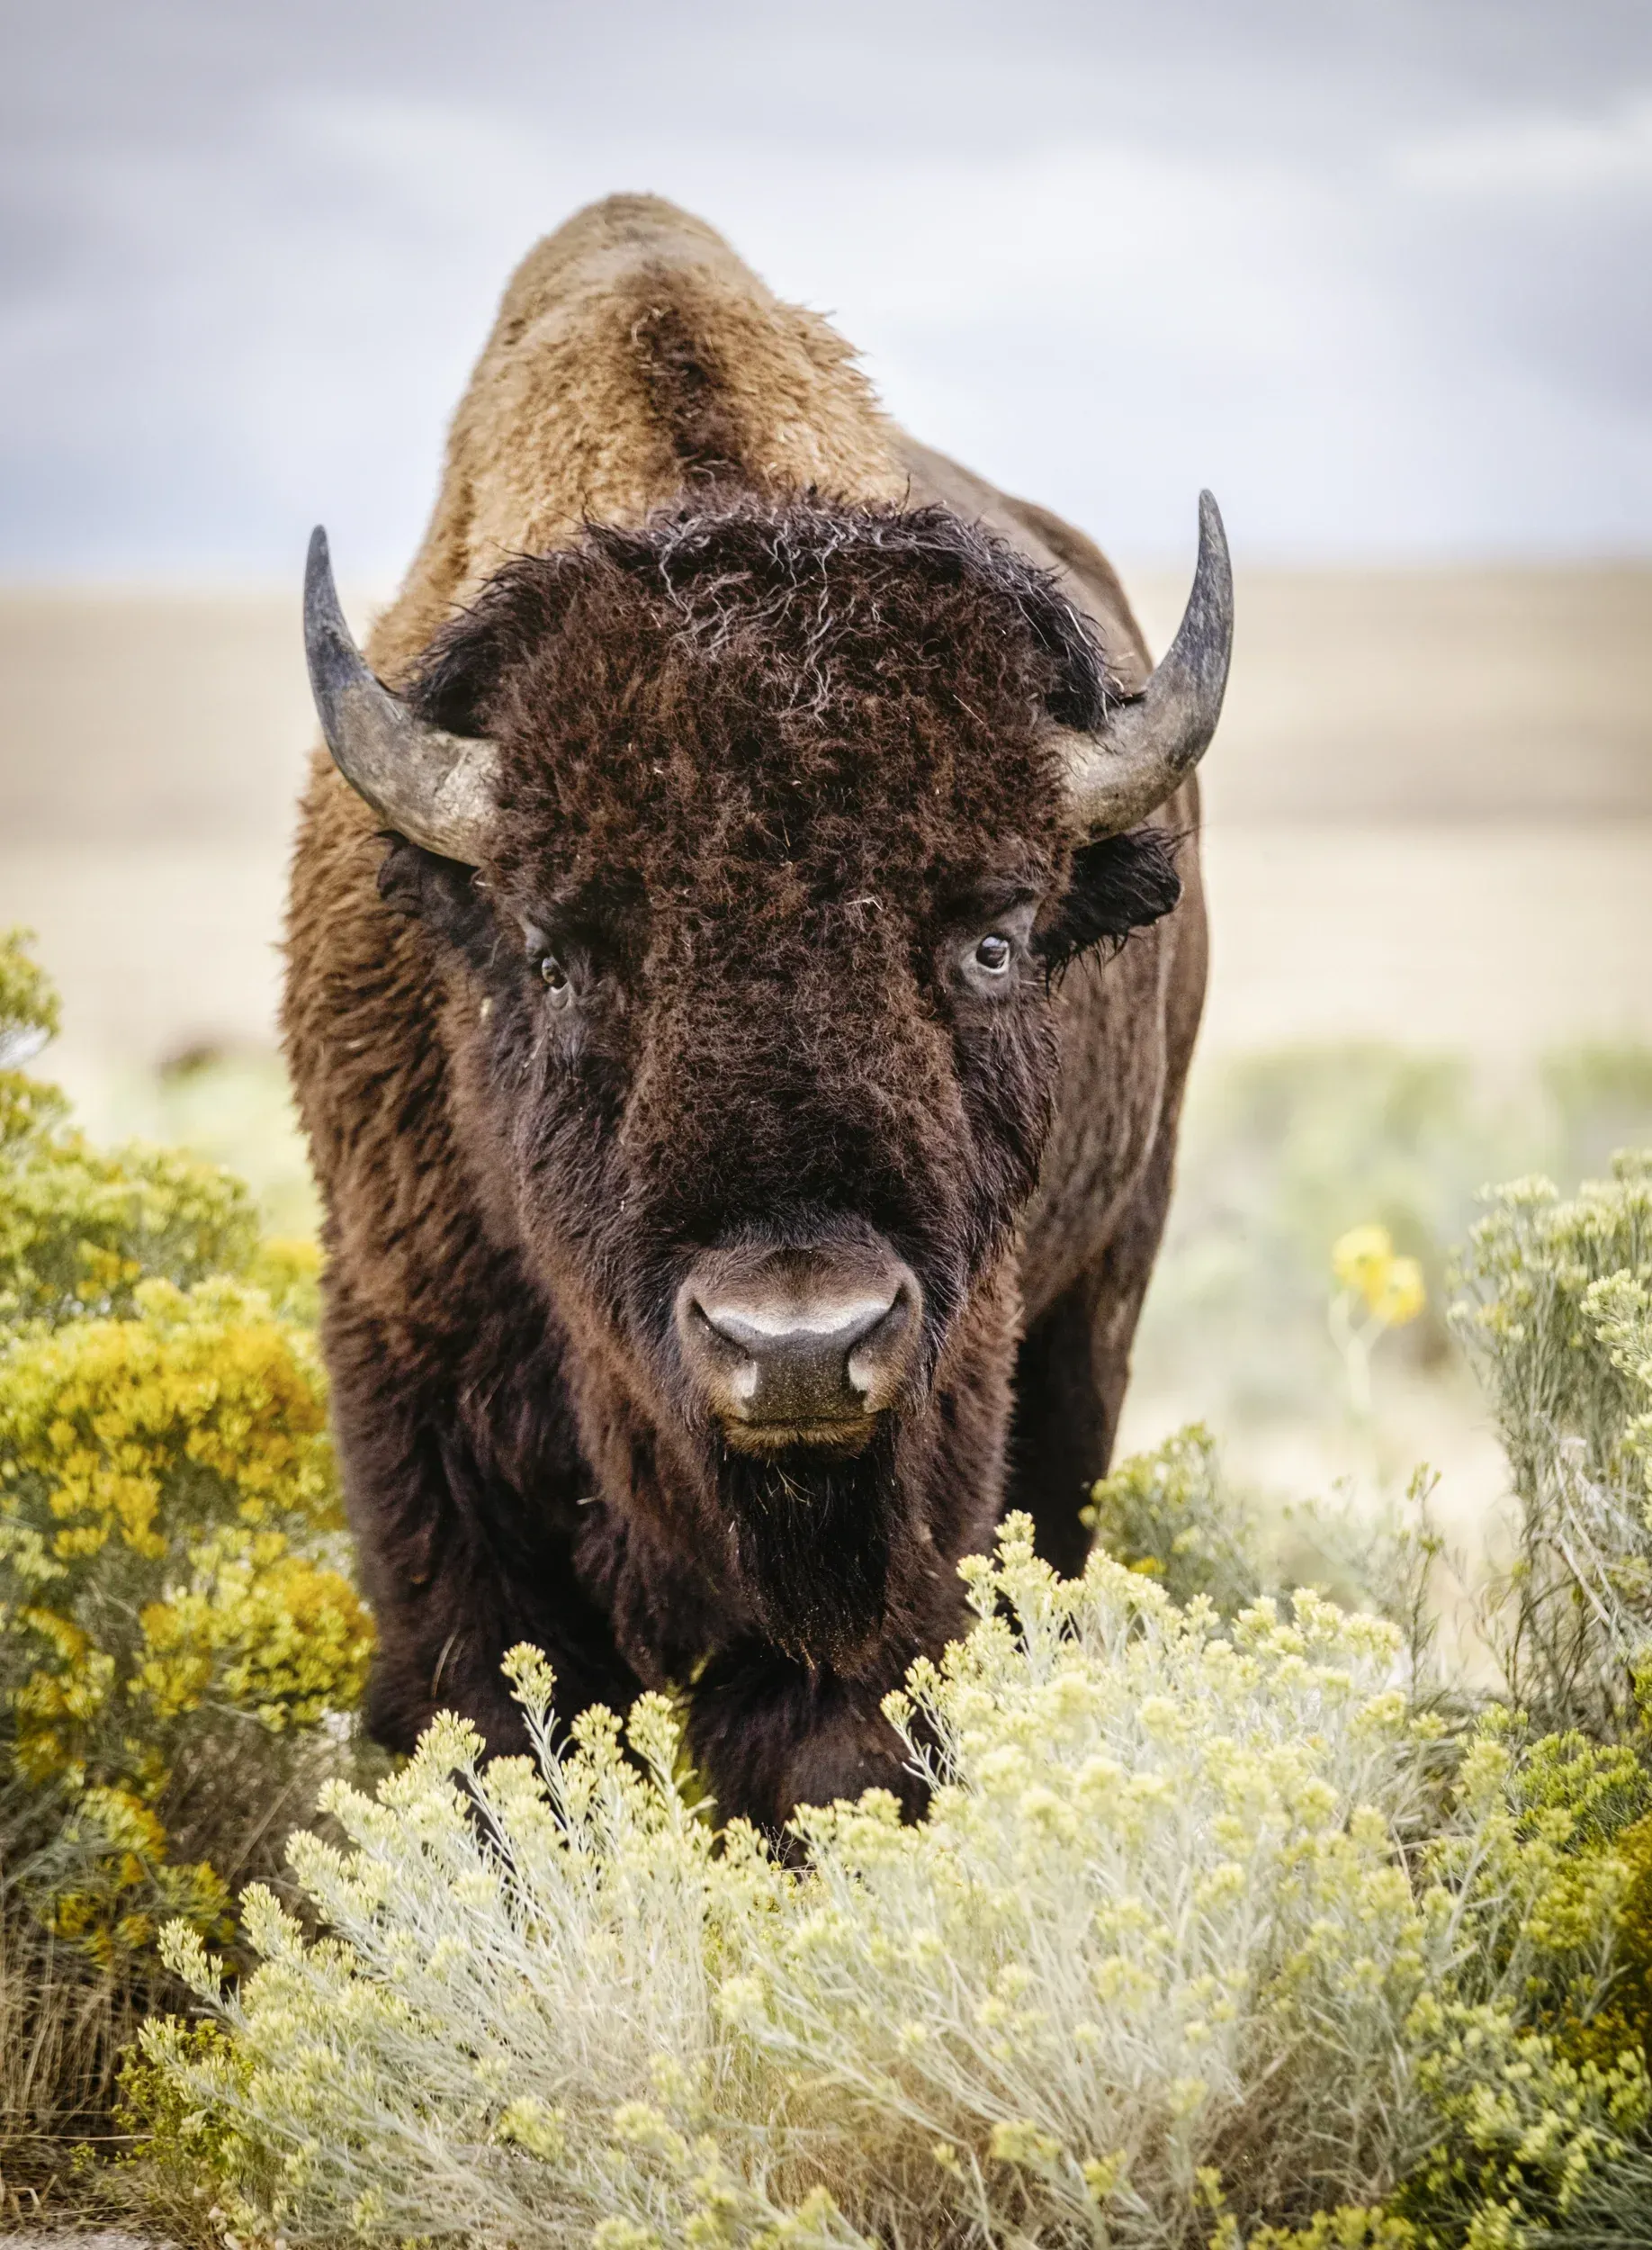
[1,932,258,1335]
[0,1275,371,2155]
[0,936,370,2173]
[0,1129,261,1333]
[1,1269,369,1890]
[0,924,60,1071]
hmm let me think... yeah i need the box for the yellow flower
[1369,1256,1425,1328]
[1332,1226,1425,1328]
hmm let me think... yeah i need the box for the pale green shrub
[1081,1422,1262,1616]
[1082,1431,1454,1727]
[1452,1154,1652,1734]
[120,1137,1652,2246]
[140,1584,1652,2248]
[142,1519,1543,2249]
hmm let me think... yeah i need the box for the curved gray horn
[1054,490,1233,838]
[304,526,499,863]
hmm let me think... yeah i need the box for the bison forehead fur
[284,195,1208,1839]
[414,495,1111,885]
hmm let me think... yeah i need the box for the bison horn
[1055,490,1233,838]
[303,526,500,863]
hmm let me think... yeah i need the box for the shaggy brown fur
[283,195,1208,1833]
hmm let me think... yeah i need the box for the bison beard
[720,1426,898,1670]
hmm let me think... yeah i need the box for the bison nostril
[847,1281,916,1396]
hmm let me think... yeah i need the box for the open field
[4,564,1650,1118]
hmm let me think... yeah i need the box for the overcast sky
[4,0,1650,576]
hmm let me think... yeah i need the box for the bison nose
[676,1248,921,1447]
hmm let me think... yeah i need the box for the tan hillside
[3,565,1649,1117]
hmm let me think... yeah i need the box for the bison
[284,194,1229,1833]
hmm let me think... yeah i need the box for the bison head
[304,496,1228,1667]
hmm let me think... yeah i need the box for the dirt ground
[3,564,1650,1126]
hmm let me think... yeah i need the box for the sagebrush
[134,1148,1652,2248]
[143,1526,1652,2249]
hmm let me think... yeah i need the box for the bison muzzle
[676,1233,922,1449]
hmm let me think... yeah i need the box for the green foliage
[111,1046,321,1242]
[1089,1431,1458,1735]
[1082,1421,1263,1615]
[0,1133,260,1334]
[134,1535,1652,2250]
[0,925,61,1061]
[1541,1045,1652,1190]
[1,931,259,1334]
[1136,1047,1497,1424]
[125,1145,1652,2250]
[9,922,1652,2244]
[116,2019,249,2247]
[1135,1042,1652,1439]
[0,937,368,2174]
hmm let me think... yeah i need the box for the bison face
[366,499,1182,1662]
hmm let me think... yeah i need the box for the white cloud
[1394,94,1652,196]
[4,9,1651,568]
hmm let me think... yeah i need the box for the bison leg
[324,1292,641,1763]
[687,1641,926,1840]
[354,1501,641,1768]
[1008,1127,1179,1578]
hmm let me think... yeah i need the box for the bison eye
[540,954,572,1006]
[951,900,1037,999]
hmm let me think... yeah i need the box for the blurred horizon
[4,0,1652,577]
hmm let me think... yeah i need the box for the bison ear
[1036,827,1182,973]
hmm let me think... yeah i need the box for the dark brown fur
[283,197,1208,1833]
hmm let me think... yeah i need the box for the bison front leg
[323,1290,641,1764]
[687,1641,926,1841]
[353,1504,641,1769]
[1010,1123,1181,1578]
